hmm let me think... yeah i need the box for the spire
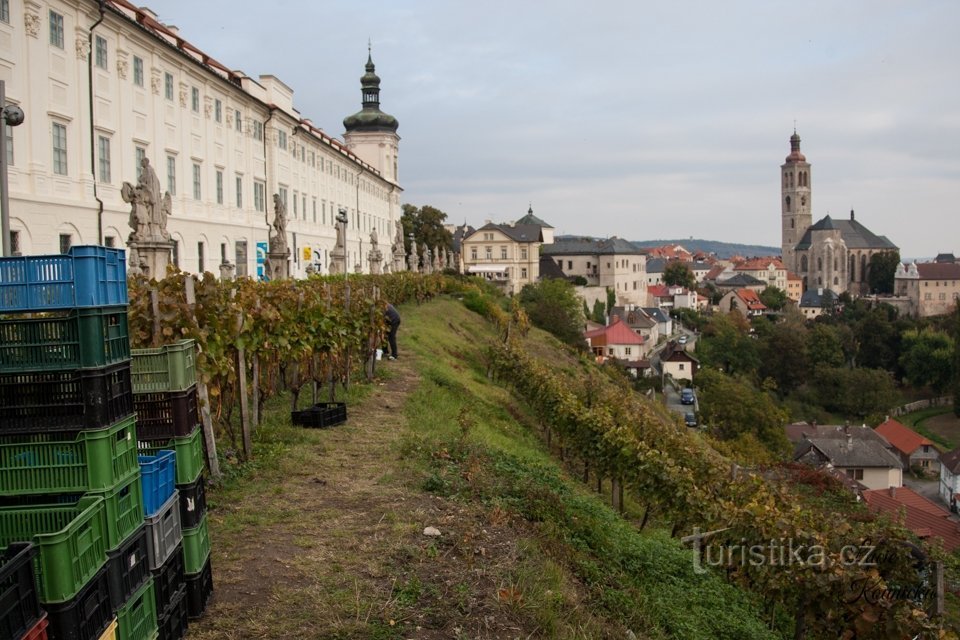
[528,203,533,215]
[785,130,806,163]
[343,45,399,133]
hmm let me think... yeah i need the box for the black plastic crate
[45,565,112,640]
[175,478,206,530]
[106,523,150,614]
[0,543,42,640]
[184,558,212,620]
[157,585,187,640]
[150,544,183,616]
[290,402,346,428]
[0,362,133,434]
[133,387,198,441]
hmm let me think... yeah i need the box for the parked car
[678,335,688,345]
[680,388,695,405]
[684,412,698,427]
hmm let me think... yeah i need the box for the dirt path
[189,356,533,639]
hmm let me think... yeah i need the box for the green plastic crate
[0,415,138,496]
[0,307,130,372]
[130,340,196,394]
[88,472,145,551]
[138,427,204,486]
[181,514,210,575]
[116,578,157,640]
[0,496,107,603]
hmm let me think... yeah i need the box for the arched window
[849,255,856,281]
[791,219,795,229]
[817,257,823,271]
[818,277,823,286]
[801,255,808,272]
[785,196,791,212]
[834,277,839,285]
[803,276,808,290]
[783,172,788,187]
[861,255,867,283]
[801,196,806,208]
[834,258,838,271]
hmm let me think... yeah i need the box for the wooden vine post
[183,276,221,481]
[251,297,261,428]
[236,309,252,460]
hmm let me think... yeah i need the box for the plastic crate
[0,496,106,604]
[149,545,183,617]
[175,478,205,530]
[137,430,203,487]
[0,362,133,435]
[105,525,149,614]
[44,564,112,640]
[290,402,346,428]
[0,307,130,373]
[97,619,118,640]
[180,516,209,576]
[115,579,155,640]
[129,342,195,395]
[144,493,180,572]
[0,416,138,497]
[138,453,175,519]
[0,246,126,313]
[87,473,144,552]
[155,586,186,640]
[183,558,212,620]
[132,388,197,441]
[0,543,42,640]
[19,613,48,640]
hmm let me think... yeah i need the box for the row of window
[469,246,530,261]
[923,293,960,301]
[922,281,959,286]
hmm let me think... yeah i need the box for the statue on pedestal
[122,158,172,242]
[407,239,418,272]
[268,194,288,254]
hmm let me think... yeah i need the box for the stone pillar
[128,239,174,280]
[266,250,291,280]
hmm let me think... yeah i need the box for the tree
[807,323,847,369]
[401,204,454,253]
[518,279,587,350]
[663,261,696,290]
[758,320,809,396]
[696,312,759,378]
[758,286,789,311]
[590,299,606,324]
[812,366,897,418]
[900,328,955,393]
[606,287,616,312]
[867,250,900,294]
[855,306,900,371]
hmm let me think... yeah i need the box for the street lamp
[336,207,348,280]
[0,81,25,257]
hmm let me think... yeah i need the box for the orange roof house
[719,288,767,316]
[874,418,940,473]
[584,316,644,361]
[862,486,960,552]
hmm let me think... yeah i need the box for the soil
[189,356,539,640]
[923,411,960,449]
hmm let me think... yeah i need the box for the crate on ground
[133,387,197,441]
[0,543,42,640]
[0,416,138,497]
[0,496,106,604]
[138,452,175,519]
[137,429,203,486]
[130,341,195,395]
[144,493,181,572]
[149,544,183,617]
[0,307,130,374]
[175,477,205,530]
[290,402,346,428]
[105,524,149,614]
[86,473,144,552]
[115,579,156,640]
[183,558,212,620]
[19,613,48,640]
[45,564,112,640]
[0,362,133,434]
[0,246,127,313]
[98,618,118,640]
[180,515,209,576]
[156,585,186,640]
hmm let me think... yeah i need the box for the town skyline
[76,2,960,259]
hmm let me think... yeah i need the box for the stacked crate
[0,246,157,640]
[131,340,212,636]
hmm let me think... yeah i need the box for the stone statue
[408,239,418,272]
[121,158,171,242]
[370,228,379,252]
[268,194,288,254]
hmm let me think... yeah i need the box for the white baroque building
[0,0,402,277]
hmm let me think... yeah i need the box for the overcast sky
[156,1,958,259]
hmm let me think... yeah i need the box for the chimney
[818,287,824,296]
[888,486,896,498]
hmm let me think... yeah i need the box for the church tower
[343,47,400,184]
[780,131,812,273]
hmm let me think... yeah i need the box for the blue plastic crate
[138,451,175,518]
[0,246,127,312]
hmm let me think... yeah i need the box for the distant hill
[630,239,780,259]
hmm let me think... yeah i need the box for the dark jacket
[385,303,401,326]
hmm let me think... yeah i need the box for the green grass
[898,405,955,449]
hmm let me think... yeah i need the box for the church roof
[795,214,898,251]
[343,52,399,133]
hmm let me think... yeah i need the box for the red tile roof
[647,284,671,298]
[734,288,767,311]
[874,418,934,456]
[787,271,802,282]
[734,258,786,271]
[862,487,960,552]
[916,262,960,280]
[583,317,644,346]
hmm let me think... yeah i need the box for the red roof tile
[734,257,786,271]
[735,288,767,310]
[916,262,960,280]
[583,317,643,346]
[875,418,934,456]
[862,487,960,552]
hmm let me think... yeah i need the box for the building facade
[894,255,960,317]
[2,0,402,277]
[779,133,897,295]
[542,237,647,306]
[460,222,542,294]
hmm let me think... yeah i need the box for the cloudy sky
[156,1,958,259]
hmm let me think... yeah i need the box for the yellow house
[460,223,543,294]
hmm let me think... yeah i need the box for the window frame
[133,56,144,87]
[49,10,64,49]
[94,35,108,70]
[51,122,68,175]
[97,135,111,183]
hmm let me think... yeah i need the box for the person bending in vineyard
[384,303,401,360]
